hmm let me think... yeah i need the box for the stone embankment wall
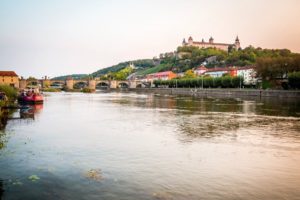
[129,88,300,98]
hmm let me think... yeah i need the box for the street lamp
[201,75,203,89]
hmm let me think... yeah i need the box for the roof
[195,66,208,70]
[236,66,255,70]
[205,66,255,73]
[193,41,232,46]
[148,71,174,76]
[0,71,18,77]
[206,67,232,73]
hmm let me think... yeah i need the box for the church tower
[182,38,187,46]
[188,36,193,45]
[235,36,240,49]
[209,36,214,44]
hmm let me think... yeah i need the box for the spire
[202,38,204,43]
[188,36,193,41]
[209,36,214,43]
[235,35,241,50]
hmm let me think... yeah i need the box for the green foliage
[52,44,300,84]
[27,76,38,81]
[113,66,133,80]
[52,74,88,81]
[183,69,196,79]
[221,76,232,88]
[232,76,243,88]
[176,45,298,71]
[137,64,172,76]
[288,71,300,89]
[82,88,95,93]
[256,55,300,80]
[154,76,244,89]
[262,80,272,89]
[0,84,18,101]
[92,59,154,78]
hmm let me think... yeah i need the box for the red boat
[18,93,44,104]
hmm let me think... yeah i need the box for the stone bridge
[19,78,146,90]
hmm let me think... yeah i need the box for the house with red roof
[194,65,208,75]
[146,71,177,82]
[0,71,19,88]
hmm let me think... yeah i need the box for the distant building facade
[204,68,229,78]
[194,66,208,75]
[0,71,19,88]
[146,71,177,82]
[199,66,257,85]
[182,36,241,51]
[236,66,257,85]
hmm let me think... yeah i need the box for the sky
[0,0,300,78]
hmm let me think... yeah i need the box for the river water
[0,92,300,200]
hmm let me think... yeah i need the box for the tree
[183,70,196,79]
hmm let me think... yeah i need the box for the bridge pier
[109,80,117,89]
[41,79,51,88]
[129,81,137,89]
[88,80,96,90]
[66,78,74,90]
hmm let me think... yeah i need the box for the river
[0,92,300,200]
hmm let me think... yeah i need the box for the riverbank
[128,88,300,98]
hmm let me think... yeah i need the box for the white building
[237,66,257,85]
[194,66,208,75]
[204,68,229,78]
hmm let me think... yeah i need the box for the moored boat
[18,88,44,104]
[18,94,43,104]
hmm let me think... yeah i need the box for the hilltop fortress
[182,36,241,51]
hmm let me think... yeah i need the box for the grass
[136,64,170,76]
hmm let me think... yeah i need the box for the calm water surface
[0,92,300,200]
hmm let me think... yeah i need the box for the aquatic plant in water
[84,169,103,181]
[28,175,40,182]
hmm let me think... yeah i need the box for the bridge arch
[73,81,88,89]
[96,82,109,89]
[26,80,39,87]
[118,82,129,88]
[136,83,142,88]
[50,81,65,89]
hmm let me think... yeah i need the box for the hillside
[53,45,299,80]
[91,59,155,78]
[52,74,88,80]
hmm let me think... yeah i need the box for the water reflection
[19,104,43,119]
[105,92,300,147]
[0,92,299,200]
[0,180,3,200]
[105,93,300,117]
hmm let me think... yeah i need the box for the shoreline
[126,88,300,99]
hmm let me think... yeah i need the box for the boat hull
[18,95,44,104]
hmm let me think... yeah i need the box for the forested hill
[51,74,88,80]
[52,46,300,80]
[52,59,155,80]
[91,59,155,77]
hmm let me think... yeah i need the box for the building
[204,68,230,78]
[0,71,19,88]
[202,66,257,85]
[237,66,257,85]
[182,36,241,51]
[146,71,177,82]
[194,66,208,75]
